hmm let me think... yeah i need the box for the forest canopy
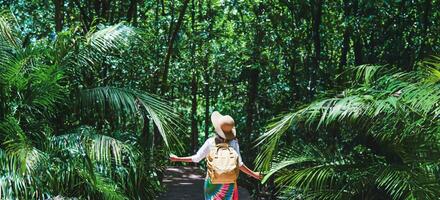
[0,0,439,199]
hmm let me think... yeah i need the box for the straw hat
[211,111,236,140]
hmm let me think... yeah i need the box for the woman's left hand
[169,154,179,162]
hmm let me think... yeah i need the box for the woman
[169,111,263,200]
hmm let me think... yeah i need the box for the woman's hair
[214,133,237,144]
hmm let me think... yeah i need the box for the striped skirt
[204,176,239,200]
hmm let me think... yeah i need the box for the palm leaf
[76,23,144,70]
[256,59,440,199]
[78,86,185,150]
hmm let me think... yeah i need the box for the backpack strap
[214,144,233,155]
[215,143,229,148]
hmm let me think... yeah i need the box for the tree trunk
[168,0,175,42]
[246,2,264,144]
[211,69,220,107]
[152,123,164,181]
[353,0,363,66]
[127,0,138,24]
[419,0,432,59]
[144,118,155,164]
[246,68,259,143]
[338,0,351,85]
[309,0,322,99]
[74,0,91,32]
[288,56,298,102]
[117,0,124,22]
[204,69,210,141]
[284,31,298,103]
[203,41,211,142]
[203,0,213,141]
[191,71,198,154]
[280,0,299,104]
[101,0,110,21]
[151,0,163,181]
[94,0,101,14]
[190,0,198,155]
[151,0,161,91]
[152,0,161,146]
[54,0,64,32]
[161,0,190,95]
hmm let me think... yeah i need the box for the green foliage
[78,86,184,149]
[0,0,440,199]
[255,57,440,199]
[0,14,184,199]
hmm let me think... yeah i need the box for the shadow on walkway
[158,166,251,200]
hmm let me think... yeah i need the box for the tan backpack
[206,137,240,184]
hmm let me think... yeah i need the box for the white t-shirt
[190,136,244,167]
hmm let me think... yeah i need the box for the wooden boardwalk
[158,166,251,200]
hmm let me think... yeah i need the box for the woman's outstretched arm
[239,164,263,180]
[232,139,263,180]
[169,155,193,162]
[169,138,211,163]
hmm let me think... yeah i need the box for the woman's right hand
[253,172,263,180]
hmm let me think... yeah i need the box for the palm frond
[0,15,20,48]
[76,23,144,69]
[256,58,440,199]
[0,117,48,173]
[254,111,296,171]
[78,86,185,150]
[375,166,440,200]
[48,126,144,198]
[79,169,128,200]
[23,64,65,115]
[50,126,140,167]
[0,148,32,199]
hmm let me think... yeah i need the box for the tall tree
[127,0,138,24]
[162,0,190,95]
[352,0,363,66]
[203,0,213,141]
[54,0,63,32]
[338,0,351,85]
[74,0,91,32]
[190,0,198,155]
[279,0,300,103]
[420,0,432,58]
[101,0,110,21]
[246,2,264,144]
[309,0,322,99]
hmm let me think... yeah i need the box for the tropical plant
[0,14,184,199]
[254,56,440,200]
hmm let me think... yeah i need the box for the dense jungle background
[0,0,439,199]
